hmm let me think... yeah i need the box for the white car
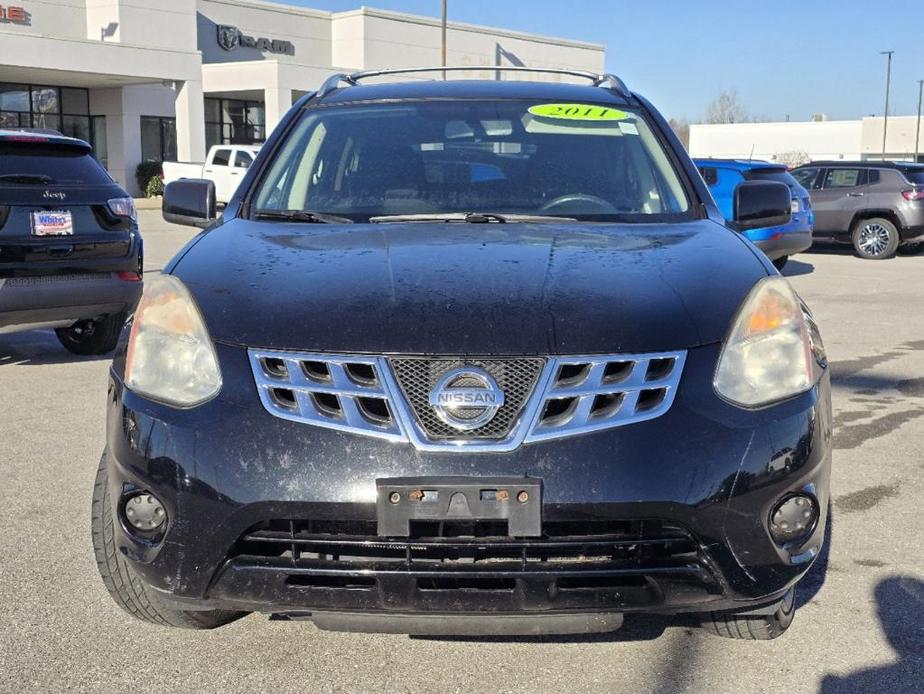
[162,145,260,204]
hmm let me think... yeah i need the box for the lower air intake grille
[235,518,701,567]
[388,358,544,440]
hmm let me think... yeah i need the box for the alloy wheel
[858,223,892,257]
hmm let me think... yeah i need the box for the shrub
[135,160,162,193]
[145,175,164,198]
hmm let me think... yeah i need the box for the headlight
[714,277,814,408]
[124,274,222,407]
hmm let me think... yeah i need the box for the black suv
[93,68,831,640]
[791,161,924,259]
[0,130,143,354]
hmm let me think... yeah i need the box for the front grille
[248,351,405,442]
[389,358,544,440]
[526,352,686,442]
[235,518,703,575]
[247,349,686,451]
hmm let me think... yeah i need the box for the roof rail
[593,73,631,99]
[316,72,357,99]
[314,66,632,100]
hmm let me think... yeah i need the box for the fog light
[124,493,166,531]
[769,494,818,545]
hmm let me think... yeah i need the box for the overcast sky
[292,0,924,123]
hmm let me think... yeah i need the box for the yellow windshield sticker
[528,103,630,121]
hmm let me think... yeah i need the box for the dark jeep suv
[791,161,924,259]
[93,68,832,640]
[0,130,143,353]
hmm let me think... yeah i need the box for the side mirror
[163,179,216,228]
[733,181,791,231]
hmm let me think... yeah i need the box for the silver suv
[792,161,924,259]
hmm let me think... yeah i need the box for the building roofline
[331,6,605,51]
[197,0,605,51]
[796,160,924,169]
[200,0,333,20]
[691,120,863,128]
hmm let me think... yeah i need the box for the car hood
[173,219,767,354]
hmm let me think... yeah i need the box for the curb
[133,197,162,210]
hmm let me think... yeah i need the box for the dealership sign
[0,5,30,24]
[217,25,294,55]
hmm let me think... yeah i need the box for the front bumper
[0,272,141,333]
[104,341,832,622]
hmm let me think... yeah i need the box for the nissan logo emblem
[428,367,505,431]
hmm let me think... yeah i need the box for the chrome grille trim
[525,352,686,443]
[248,350,405,442]
[247,349,686,451]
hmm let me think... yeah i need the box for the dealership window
[205,97,265,149]
[140,116,177,162]
[0,83,92,143]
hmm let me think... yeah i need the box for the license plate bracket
[376,476,542,537]
[31,210,73,236]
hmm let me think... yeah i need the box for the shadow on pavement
[781,259,815,277]
[819,576,924,692]
[0,329,111,366]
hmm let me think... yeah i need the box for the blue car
[694,159,813,269]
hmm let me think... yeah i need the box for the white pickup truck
[162,145,261,204]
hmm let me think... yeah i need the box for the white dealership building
[0,0,605,194]
[689,116,924,165]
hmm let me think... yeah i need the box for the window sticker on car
[523,114,623,137]
[618,122,639,135]
[528,103,630,121]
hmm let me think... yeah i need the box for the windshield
[252,100,691,222]
[745,168,801,189]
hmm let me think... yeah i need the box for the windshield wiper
[0,173,54,184]
[254,209,353,224]
[369,212,576,224]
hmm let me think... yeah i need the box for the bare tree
[774,150,810,168]
[668,117,690,149]
[705,90,748,124]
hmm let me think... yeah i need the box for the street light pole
[881,50,894,159]
[915,79,923,164]
[440,0,447,79]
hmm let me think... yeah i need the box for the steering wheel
[538,193,621,215]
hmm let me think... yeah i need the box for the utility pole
[440,0,447,79]
[915,79,923,163]
[881,50,894,159]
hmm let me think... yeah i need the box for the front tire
[772,256,789,271]
[91,452,247,629]
[703,587,795,640]
[56,313,125,355]
[852,218,900,259]
[898,241,923,256]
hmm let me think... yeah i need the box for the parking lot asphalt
[1,210,922,693]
